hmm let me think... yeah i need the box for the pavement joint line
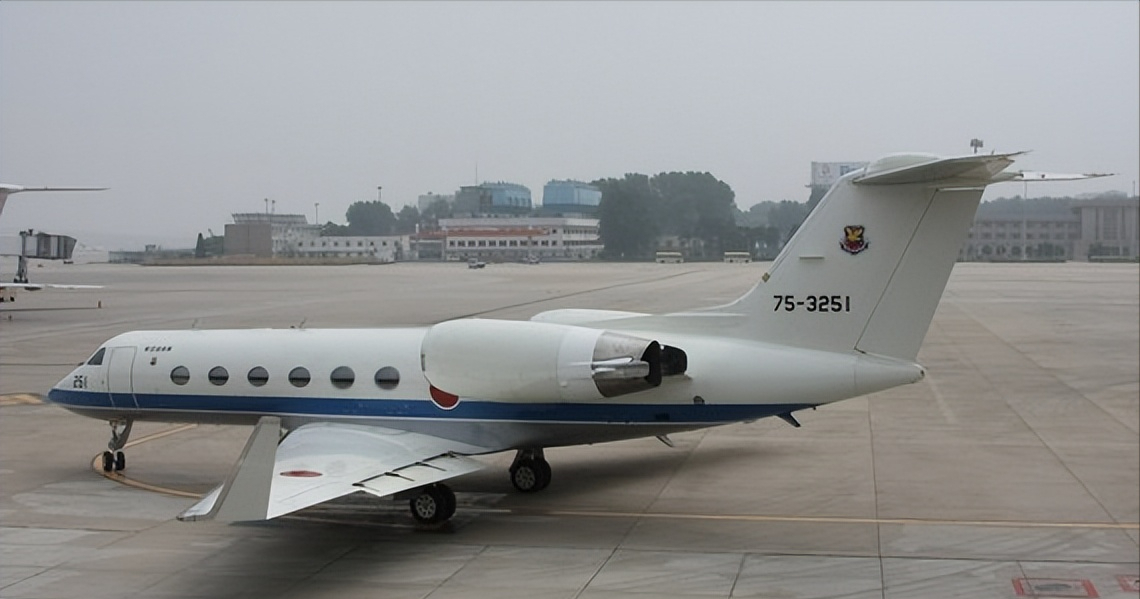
[99,464,1140,532]
[82,382,1140,534]
[537,509,1140,530]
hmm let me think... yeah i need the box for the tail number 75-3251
[773,295,851,313]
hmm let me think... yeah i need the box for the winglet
[178,416,280,522]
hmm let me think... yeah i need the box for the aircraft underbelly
[47,388,815,449]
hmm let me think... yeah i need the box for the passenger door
[106,347,138,410]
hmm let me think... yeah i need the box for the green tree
[595,174,658,259]
[395,205,420,234]
[766,200,811,244]
[420,199,453,230]
[321,222,349,236]
[651,171,737,257]
[344,200,396,236]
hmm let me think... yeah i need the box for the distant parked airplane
[0,184,107,300]
[46,152,1107,525]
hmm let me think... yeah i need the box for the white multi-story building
[438,217,601,261]
[293,235,411,263]
[227,213,321,257]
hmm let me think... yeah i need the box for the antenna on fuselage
[291,318,306,330]
[191,319,199,329]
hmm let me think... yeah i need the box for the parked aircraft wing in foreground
[46,152,1108,525]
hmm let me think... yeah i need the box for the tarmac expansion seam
[96,421,1140,531]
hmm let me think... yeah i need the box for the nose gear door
[106,347,138,410]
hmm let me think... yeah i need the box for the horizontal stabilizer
[998,170,1114,182]
[854,152,1025,186]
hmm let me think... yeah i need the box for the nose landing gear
[101,419,133,472]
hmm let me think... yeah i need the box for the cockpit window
[87,348,107,366]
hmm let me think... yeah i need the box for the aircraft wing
[0,283,103,291]
[178,418,489,522]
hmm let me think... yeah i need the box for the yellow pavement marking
[0,393,45,406]
[96,421,1140,532]
[92,423,202,498]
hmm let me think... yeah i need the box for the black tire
[409,484,449,524]
[534,459,552,491]
[438,484,457,521]
[510,458,551,493]
[114,451,126,472]
[102,451,114,472]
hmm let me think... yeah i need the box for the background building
[226,213,320,257]
[810,161,868,189]
[960,203,1080,261]
[438,216,601,261]
[540,180,601,216]
[959,195,1138,262]
[293,235,410,262]
[453,183,531,217]
[1074,196,1138,260]
[417,192,454,213]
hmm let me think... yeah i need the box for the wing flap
[178,420,490,522]
[355,453,485,498]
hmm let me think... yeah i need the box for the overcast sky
[2,1,1137,249]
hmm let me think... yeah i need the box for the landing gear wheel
[409,483,456,525]
[101,451,114,472]
[510,458,552,493]
[114,451,126,472]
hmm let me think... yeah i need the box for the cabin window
[86,347,107,366]
[374,366,400,389]
[247,366,269,387]
[208,366,229,386]
[170,366,190,385]
[288,367,311,388]
[330,366,355,389]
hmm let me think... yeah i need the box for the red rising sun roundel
[841,225,869,255]
[429,385,460,410]
[280,470,322,478]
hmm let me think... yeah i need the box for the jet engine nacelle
[421,319,684,402]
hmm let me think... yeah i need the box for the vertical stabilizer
[709,152,1095,361]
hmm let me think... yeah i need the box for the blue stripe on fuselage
[46,388,812,424]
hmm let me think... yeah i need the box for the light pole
[377,186,383,203]
[315,202,320,224]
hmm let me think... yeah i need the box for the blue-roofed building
[540,180,601,216]
[454,182,532,216]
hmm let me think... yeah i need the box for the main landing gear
[509,448,551,493]
[406,448,553,526]
[408,483,456,525]
[101,419,133,473]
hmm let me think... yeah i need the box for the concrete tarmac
[1,261,1137,599]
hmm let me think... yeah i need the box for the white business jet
[0,184,107,299]
[46,152,1105,525]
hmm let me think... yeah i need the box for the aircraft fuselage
[49,327,921,452]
